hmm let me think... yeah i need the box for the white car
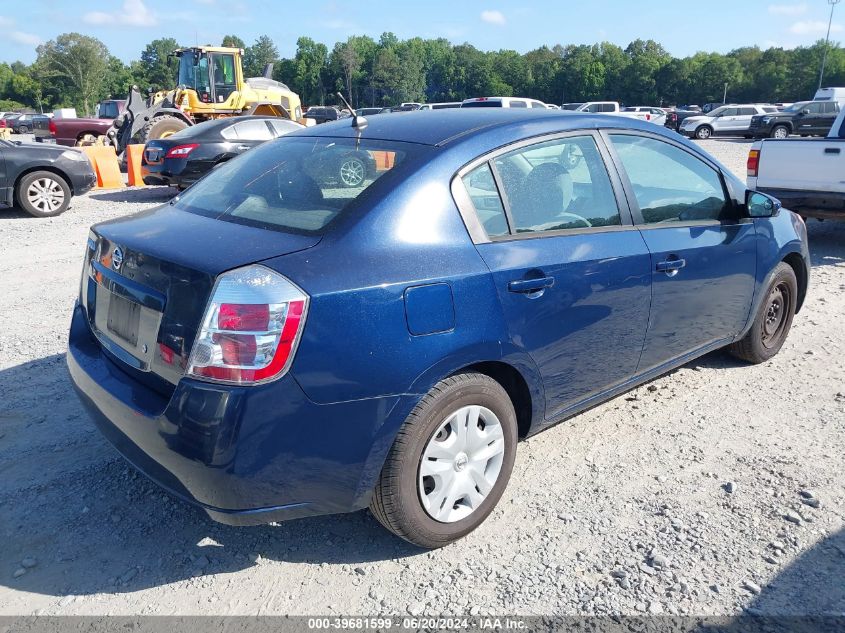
[461,97,548,109]
[679,104,779,139]
[622,106,667,126]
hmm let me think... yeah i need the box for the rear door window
[609,134,730,224]
[489,135,621,234]
[509,100,527,108]
[739,107,757,116]
[231,119,274,140]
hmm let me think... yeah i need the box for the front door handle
[656,258,686,275]
[508,277,555,294]
[236,144,251,151]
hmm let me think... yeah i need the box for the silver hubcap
[27,178,65,213]
[339,159,364,186]
[418,405,505,523]
[774,128,788,139]
[698,128,710,138]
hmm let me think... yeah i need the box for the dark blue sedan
[68,109,810,548]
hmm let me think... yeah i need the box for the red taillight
[165,143,198,158]
[187,266,308,385]
[218,303,270,331]
[49,119,57,135]
[747,149,760,178]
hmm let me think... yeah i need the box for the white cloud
[480,10,506,26]
[0,16,14,27]
[769,3,807,16]
[84,0,157,27]
[10,31,43,46]
[789,19,843,34]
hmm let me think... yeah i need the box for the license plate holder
[107,294,141,346]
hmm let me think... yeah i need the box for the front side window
[609,134,730,224]
[491,135,621,234]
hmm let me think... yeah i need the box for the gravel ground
[0,138,843,618]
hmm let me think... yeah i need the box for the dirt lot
[0,138,843,618]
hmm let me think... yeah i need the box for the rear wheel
[140,115,188,144]
[695,126,712,140]
[771,125,789,139]
[370,372,517,549]
[16,170,71,217]
[17,125,30,134]
[338,155,366,187]
[728,262,797,364]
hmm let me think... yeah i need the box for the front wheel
[728,262,798,364]
[16,170,71,217]
[695,126,712,140]
[370,372,518,549]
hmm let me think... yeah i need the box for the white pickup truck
[747,106,845,219]
[565,101,654,122]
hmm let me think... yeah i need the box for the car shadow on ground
[88,187,175,204]
[0,353,423,598]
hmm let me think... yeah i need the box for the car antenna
[337,91,367,137]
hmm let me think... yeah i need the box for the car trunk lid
[81,205,320,393]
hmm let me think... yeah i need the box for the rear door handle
[236,144,251,151]
[656,258,686,274]
[508,277,555,293]
[825,147,840,154]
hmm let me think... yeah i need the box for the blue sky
[2,0,842,64]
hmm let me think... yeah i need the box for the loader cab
[175,48,240,105]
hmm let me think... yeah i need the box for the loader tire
[140,116,188,143]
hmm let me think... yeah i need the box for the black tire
[370,372,518,549]
[771,125,790,139]
[728,262,797,364]
[337,155,367,187]
[695,126,712,140]
[18,125,30,134]
[140,115,188,144]
[16,170,71,217]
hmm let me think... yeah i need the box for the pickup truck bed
[748,137,845,219]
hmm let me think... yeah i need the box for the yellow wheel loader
[110,46,302,153]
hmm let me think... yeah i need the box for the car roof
[285,108,660,147]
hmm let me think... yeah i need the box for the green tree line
[2,31,845,115]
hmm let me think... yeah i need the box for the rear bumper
[758,188,845,219]
[67,304,406,525]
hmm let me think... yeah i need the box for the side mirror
[801,109,810,115]
[746,191,781,218]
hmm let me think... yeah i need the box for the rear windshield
[173,136,415,234]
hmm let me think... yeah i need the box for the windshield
[173,137,418,234]
[784,101,811,113]
[177,52,209,91]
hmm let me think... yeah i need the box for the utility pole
[723,83,728,104]
[818,0,842,91]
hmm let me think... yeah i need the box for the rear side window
[739,107,756,115]
[824,102,839,113]
[509,100,527,108]
[609,134,729,224]
[461,163,509,237]
[174,137,413,234]
[490,135,621,234]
